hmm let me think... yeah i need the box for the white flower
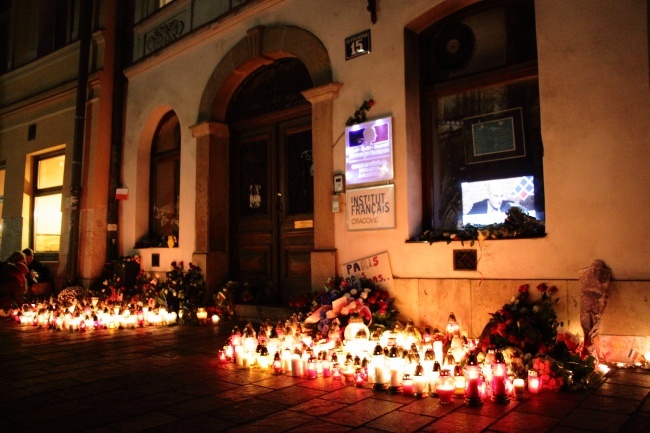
[532,305,540,313]
[360,292,368,299]
[350,288,358,296]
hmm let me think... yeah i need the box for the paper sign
[599,335,647,363]
[340,251,394,292]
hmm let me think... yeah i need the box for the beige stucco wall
[120,0,649,337]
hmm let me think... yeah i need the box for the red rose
[536,283,548,293]
[549,285,559,294]
[518,284,529,293]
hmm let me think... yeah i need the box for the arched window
[420,0,544,231]
[150,111,180,245]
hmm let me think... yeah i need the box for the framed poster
[346,184,395,231]
[463,108,526,164]
[345,116,393,186]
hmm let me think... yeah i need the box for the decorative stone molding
[145,17,186,55]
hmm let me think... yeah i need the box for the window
[38,0,78,58]
[420,0,544,231]
[33,153,65,252]
[0,166,5,251]
[0,1,9,74]
[150,111,180,245]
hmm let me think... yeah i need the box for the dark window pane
[286,130,313,215]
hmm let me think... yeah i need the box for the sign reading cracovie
[346,184,395,231]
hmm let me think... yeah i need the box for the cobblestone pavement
[1,319,649,432]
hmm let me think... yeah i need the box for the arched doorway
[226,58,314,304]
[191,25,341,299]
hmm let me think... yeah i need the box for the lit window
[0,167,5,250]
[33,154,65,252]
[150,112,180,245]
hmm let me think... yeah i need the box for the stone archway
[190,25,342,294]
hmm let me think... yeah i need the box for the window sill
[409,208,546,246]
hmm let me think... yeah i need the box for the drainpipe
[66,0,93,283]
[106,0,128,264]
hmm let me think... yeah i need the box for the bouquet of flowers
[153,261,206,322]
[480,283,560,356]
[56,286,85,308]
[480,283,601,391]
[302,277,398,340]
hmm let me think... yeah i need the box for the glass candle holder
[436,370,455,404]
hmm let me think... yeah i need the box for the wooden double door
[230,108,314,304]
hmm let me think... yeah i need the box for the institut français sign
[346,184,395,231]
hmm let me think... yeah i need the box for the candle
[454,375,466,398]
[389,367,401,387]
[513,378,525,398]
[354,367,367,387]
[528,370,540,394]
[234,345,245,366]
[322,360,331,377]
[413,363,427,397]
[433,340,444,362]
[491,352,509,403]
[402,374,414,395]
[306,357,318,379]
[467,376,480,398]
[438,384,454,404]
[332,363,342,380]
[273,352,283,373]
[492,370,506,396]
[196,309,208,324]
[291,354,302,377]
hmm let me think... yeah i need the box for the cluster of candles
[10,299,219,331]
[218,313,546,405]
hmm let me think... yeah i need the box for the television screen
[461,176,538,226]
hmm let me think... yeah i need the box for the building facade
[1,0,649,342]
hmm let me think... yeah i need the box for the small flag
[116,188,128,200]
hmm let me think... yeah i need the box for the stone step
[234,303,295,323]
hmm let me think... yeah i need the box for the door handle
[277,193,283,220]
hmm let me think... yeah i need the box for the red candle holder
[354,367,367,387]
[464,354,483,407]
[491,352,509,404]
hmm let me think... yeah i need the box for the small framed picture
[463,108,526,164]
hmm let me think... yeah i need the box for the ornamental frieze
[145,18,186,54]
